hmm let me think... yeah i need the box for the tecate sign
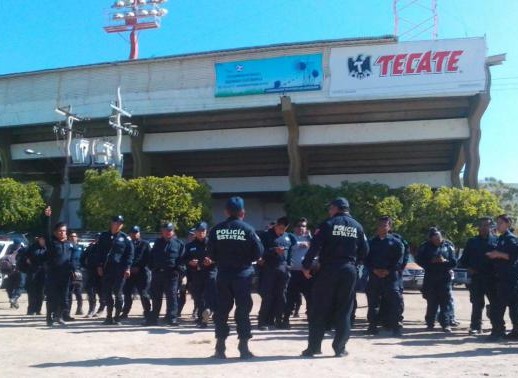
[329,38,487,99]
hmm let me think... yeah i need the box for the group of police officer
[4,196,518,358]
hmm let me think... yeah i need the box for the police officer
[81,233,104,318]
[120,226,151,321]
[257,216,294,330]
[365,216,405,336]
[416,227,457,332]
[63,231,83,320]
[486,214,518,340]
[182,221,217,328]
[283,218,313,325]
[43,216,74,327]
[459,217,498,335]
[97,215,134,325]
[24,236,46,315]
[147,222,185,326]
[208,196,264,359]
[301,197,369,358]
[2,238,26,309]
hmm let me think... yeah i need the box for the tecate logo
[374,50,464,76]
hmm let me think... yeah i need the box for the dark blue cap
[162,222,175,231]
[112,215,124,223]
[12,238,22,245]
[328,197,350,210]
[188,228,196,235]
[226,196,245,212]
[130,225,140,233]
[194,221,208,231]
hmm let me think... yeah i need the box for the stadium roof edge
[0,35,397,79]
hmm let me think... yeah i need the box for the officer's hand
[188,259,199,267]
[44,206,52,217]
[274,247,285,255]
[203,257,212,266]
[124,269,131,279]
[97,267,104,277]
[302,269,312,279]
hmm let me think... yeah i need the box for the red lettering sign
[374,50,464,76]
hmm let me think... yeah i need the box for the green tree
[480,177,518,219]
[0,178,46,232]
[80,169,212,235]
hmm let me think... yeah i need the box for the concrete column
[281,96,306,187]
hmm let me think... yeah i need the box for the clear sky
[0,0,516,183]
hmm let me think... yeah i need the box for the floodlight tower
[109,87,139,172]
[104,0,168,60]
[393,0,438,40]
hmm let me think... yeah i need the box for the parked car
[402,255,425,290]
[453,268,470,287]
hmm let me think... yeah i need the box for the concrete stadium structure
[0,36,498,228]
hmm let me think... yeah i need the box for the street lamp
[104,0,169,60]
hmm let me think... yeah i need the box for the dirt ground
[0,287,517,378]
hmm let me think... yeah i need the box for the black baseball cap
[327,197,350,210]
[130,225,140,233]
[194,221,208,231]
[112,215,124,223]
[162,222,175,231]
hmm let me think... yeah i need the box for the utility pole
[109,87,139,173]
[54,106,87,224]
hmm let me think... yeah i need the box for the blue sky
[0,0,516,182]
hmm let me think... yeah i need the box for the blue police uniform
[80,240,104,316]
[488,230,518,337]
[208,216,263,342]
[257,227,294,328]
[283,232,313,324]
[148,235,185,325]
[97,230,134,323]
[416,239,457,329]
[24,241,46,315]
[365,234,404,333]
[3,242,26,309]
[302,209,369,356]
[459,233,498,332]
[183,236,217,326]
[44,236,74,325]
[64,242,83,318]
[122,237,152,319]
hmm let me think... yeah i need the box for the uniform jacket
[183,237,216,275]
[96,231,134,272]
[207,216,264,275]
[259,228,295,272]
[149,237,185,272]
[416,240,457,281]
[459,234,498,276]
[366,234,405,277]
[302,212,369,270]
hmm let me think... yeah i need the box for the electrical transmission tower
[393,0,438,40]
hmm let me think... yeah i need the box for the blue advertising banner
[215,54,323,97]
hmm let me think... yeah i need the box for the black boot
[238,339,254,359]
[213,339,226,359]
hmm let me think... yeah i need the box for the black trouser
[84,269,104,313]
[150,269,180,322]
[423,276,453,328]
[489,276,518,335]
[258,268,289,326]
[190,271,217,322]
[468,274,492,330]
[307,263,357,354]
[122,268,151,318]
[284,270,312,321]
[5,271,25,301]
[45,275,69,321]
[366,273,402,329]
[26,269,45,314]
[215,270,254,340]
[101,270,126,319]
[65,279,83,316]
